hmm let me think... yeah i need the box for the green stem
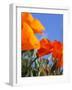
[30,56,38,67]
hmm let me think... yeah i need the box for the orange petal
[52,40,63,67]
[22,22,40,50]
[21,12,34,29]
[30,19,45,34]
[21,12,34,23]
[37,38,52,57]
[56,58,63,68]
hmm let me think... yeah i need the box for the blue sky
[32,13,63,43]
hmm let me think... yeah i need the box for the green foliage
[21,50,63,77]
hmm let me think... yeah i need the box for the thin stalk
[29,56,38,67]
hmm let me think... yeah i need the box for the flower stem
[30,56,38,67]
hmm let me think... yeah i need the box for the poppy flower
[22,22,40,50]
[56,58,63,68]
[51,40,63,68]
[21,12,34,30]
[21,12,34,23]
[21,12,45,34]
[37,38,52,57]
[21,12,45,51]
[30,19,45,34]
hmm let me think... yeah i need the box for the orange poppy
[21,12,34,23]
[37,38,52,57]
[21,12,45,51]
[21,12,45,34]
[30,19,45,34]
[21,12,34,30]
[22,22,40,50]
[56,58,63,68]
[51,40,63,68]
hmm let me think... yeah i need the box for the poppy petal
[22,22,40,50]
[30,19,45,34]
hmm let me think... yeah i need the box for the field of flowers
[21,12,63,77]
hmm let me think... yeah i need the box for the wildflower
[37,38,52,57]
[30,19,45,34]
[21,12,34,24]
[22,22,40,50]
[21,12,45,34]
[21,12,45,50]
[51,40,63,68]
